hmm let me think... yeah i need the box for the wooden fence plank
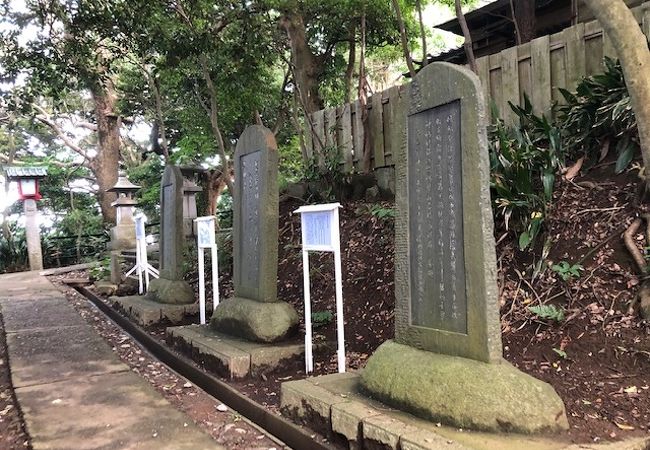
[370,94,385,168]
[602,30,616,60]
[488,53,502,119]
[382,87,397,168]
[584,33,603,76]
[305,113,314,160]
[325,107,337,149]
[530,35,552,116]
[338,104,353,172]
[550,47,567,110]
[517,43,532,107]
[563,23,586,92]
[392,85,408,168]
[311,109,325,165]
[352,100,364,172]
[500,46,519,125]
[475,56,490,106]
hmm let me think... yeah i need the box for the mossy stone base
[210,297,299,343]
[145,278,194,305]
[361,341,569,434]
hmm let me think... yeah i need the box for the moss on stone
[360,341,569,434]
[210,297,298,343]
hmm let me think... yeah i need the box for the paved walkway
[0,270,222,450]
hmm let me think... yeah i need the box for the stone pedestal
[24,199,43,271]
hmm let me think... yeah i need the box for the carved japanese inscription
[239,150,261,286]
[408,100,467,334]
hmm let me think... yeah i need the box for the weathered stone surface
[95,280,118,296]
[231,125,280,303]
[391,62,500,362]
[212,125,299,343]
[167,325,250,378]
[362,415,419,450]
[112,295,198,326]
[375,166,396,198]
[145,277,194,305]
[159,165,186,282]
[281,379,350,434]
[110,223,136,251]
[167,325,307,378]
[400,429,468,450]
[364,185,380,202]
[210,297,298,343]
[331,402,381,447]
[361,341,569,434]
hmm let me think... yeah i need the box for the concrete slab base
[166,324,308,379]
[111,295,198,326]
[280,372,650,450]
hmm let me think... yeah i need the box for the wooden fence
[306,2,650,174]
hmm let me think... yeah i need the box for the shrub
[488,96,565,250]
[558,57,638,173]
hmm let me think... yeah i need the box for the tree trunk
[344,28,356,104]
[91,81,120,225]
[513,0,536,44]
[358,13,371,173]
[416,0,428,66]
[391,0,416,78]
[280,12,324,114]
[456,0,477,73]
[583,0,650,193]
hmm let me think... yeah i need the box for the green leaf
[528,304,565,322]
[519,231,532,250]
[615,138,636,174]
[553,348,568,359]
[542,171,555,201]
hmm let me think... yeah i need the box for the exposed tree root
[623,216,650,317]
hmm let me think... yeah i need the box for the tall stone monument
[361,62,568,433]
[210,125,298,342]
[145,165,194,304]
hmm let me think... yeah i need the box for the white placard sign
[303,211,332,248]
[294,203,345,374]
[197,218,215,249]
[135,215,146,240]
[194,216,220,325]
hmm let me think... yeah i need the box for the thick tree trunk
[280,12,324,114]
[584,0,650,193]
[91,82,120,225]
[513,0,536,44]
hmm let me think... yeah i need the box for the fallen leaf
[614,422,634,431]
[565,156,585,181]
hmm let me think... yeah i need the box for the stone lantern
[4,166,47,271]
[179,166,204,238]
[107,172,140,251]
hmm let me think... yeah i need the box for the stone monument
[360,62,569,433]
[210,125,298,342]
[145,165,194,304]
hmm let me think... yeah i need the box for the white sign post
[294,203,345,374]
[125,214,159,294]
[194,216,220,325]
